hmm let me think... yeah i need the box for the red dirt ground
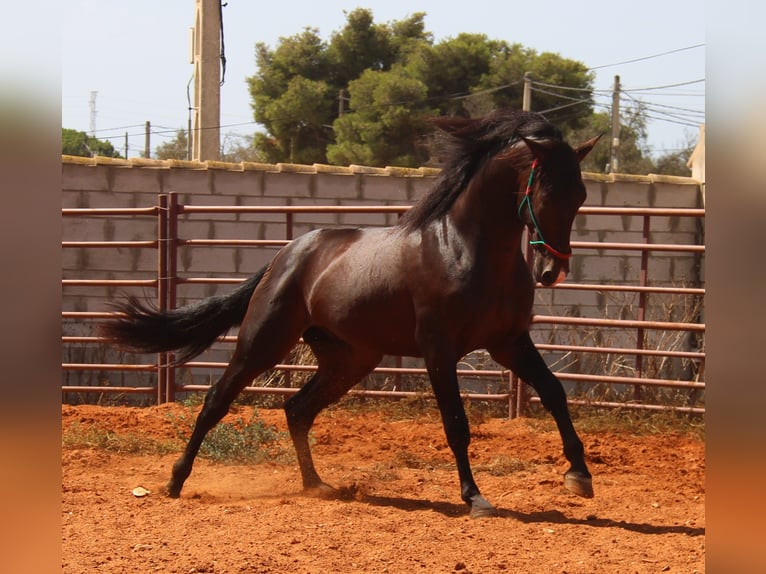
[62,404,704,573]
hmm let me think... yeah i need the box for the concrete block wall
[62,156,704,394]
[532,174,704,382]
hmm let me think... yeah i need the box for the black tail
[100,267,267,364]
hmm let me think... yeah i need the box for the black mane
[398,109,562,231]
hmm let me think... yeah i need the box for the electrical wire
[587,43,705,71]
[218,1,227,86]
[623,79,705,92]
[86,45,705,152]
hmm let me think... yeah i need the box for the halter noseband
[517,159,572,260]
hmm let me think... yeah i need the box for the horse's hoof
[164,483,181,499]
[564,472,594,498]
[303,483,339,500]
[468,495,499,519]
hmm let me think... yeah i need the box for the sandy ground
[62,403,704,573]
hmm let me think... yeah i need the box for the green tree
[564,112,611,174]
[62,128,121,158]
[327,66,434,166]
[266,76,334,164]
[248,10,433,165]
[566,105,654,175]
[651,135,696,177]
[385,12,432,62]
[248,27,334,164]
[155,129,189,160]
[613,102,655,174]
[473,44,594,130]
[411,33,506,117]
[327,8,397,86]
[220,133,266,163]
[246,10,666,171]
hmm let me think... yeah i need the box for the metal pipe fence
[62,194,705,416]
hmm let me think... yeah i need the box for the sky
[34,1,712,161]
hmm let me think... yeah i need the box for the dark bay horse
[101,109,600,518]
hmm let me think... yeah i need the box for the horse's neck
[449,175,526,250]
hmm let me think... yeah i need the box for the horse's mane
[397,109,562,231]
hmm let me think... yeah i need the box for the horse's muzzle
[540,268,567,287]
[535,254,568,287]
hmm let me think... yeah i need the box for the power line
[531,85,591,104]
[531,78,704,130]
[623,78,705,92]
[444,79,523,101]
[621,92,702,129]
[86,123,147,135]
[588,43,705,71]
[636,99,705,118]
[530,80,593,93]
[84,49,705,150]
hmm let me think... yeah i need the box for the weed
[525,402,704,439]
[391,449,450,471]
[62,422,179,455]
[474,455,535,476]
[166,403,292,464]
[333,393,439,422]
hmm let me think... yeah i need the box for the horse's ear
[574,134,603,163]
[522,137,556,162]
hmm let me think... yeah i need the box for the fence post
[166,192,180,402]
[282,210,295,389]
[634,214,651,401]
[157,194,169,404]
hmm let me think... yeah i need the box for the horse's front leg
[489,331,593,498]
[422,352,498,518]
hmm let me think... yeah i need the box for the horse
[101,109,600,518]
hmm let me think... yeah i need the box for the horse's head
[519,134,601,286]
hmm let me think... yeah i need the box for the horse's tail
[100,266,268,365]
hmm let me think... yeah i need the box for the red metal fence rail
[62,194,705,416]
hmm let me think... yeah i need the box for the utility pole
[124,131,129,159]
[89,91,97,137]
[144,121,151,158]
[187,115,193,161]
[191,0,221,161]
[522,72,532,112]
[609,75,621,173]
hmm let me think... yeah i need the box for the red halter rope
[517,159,572,260]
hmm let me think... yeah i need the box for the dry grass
[62,422,179,455]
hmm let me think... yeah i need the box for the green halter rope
[517,159,572,260]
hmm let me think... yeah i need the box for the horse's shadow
[356,492,705,537]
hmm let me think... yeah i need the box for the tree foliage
[155,129,189,160]
[246,9,690,174]
[62,128,121,158]
[248,27,334,164]
[327,66,434,166]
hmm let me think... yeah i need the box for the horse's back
[285,227,420,355]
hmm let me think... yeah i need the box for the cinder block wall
[62,156,704,393]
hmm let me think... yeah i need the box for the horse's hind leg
[489,332,593,498]
[166,355,259,497]
[166,304,305,498]
[284,327,381,495]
